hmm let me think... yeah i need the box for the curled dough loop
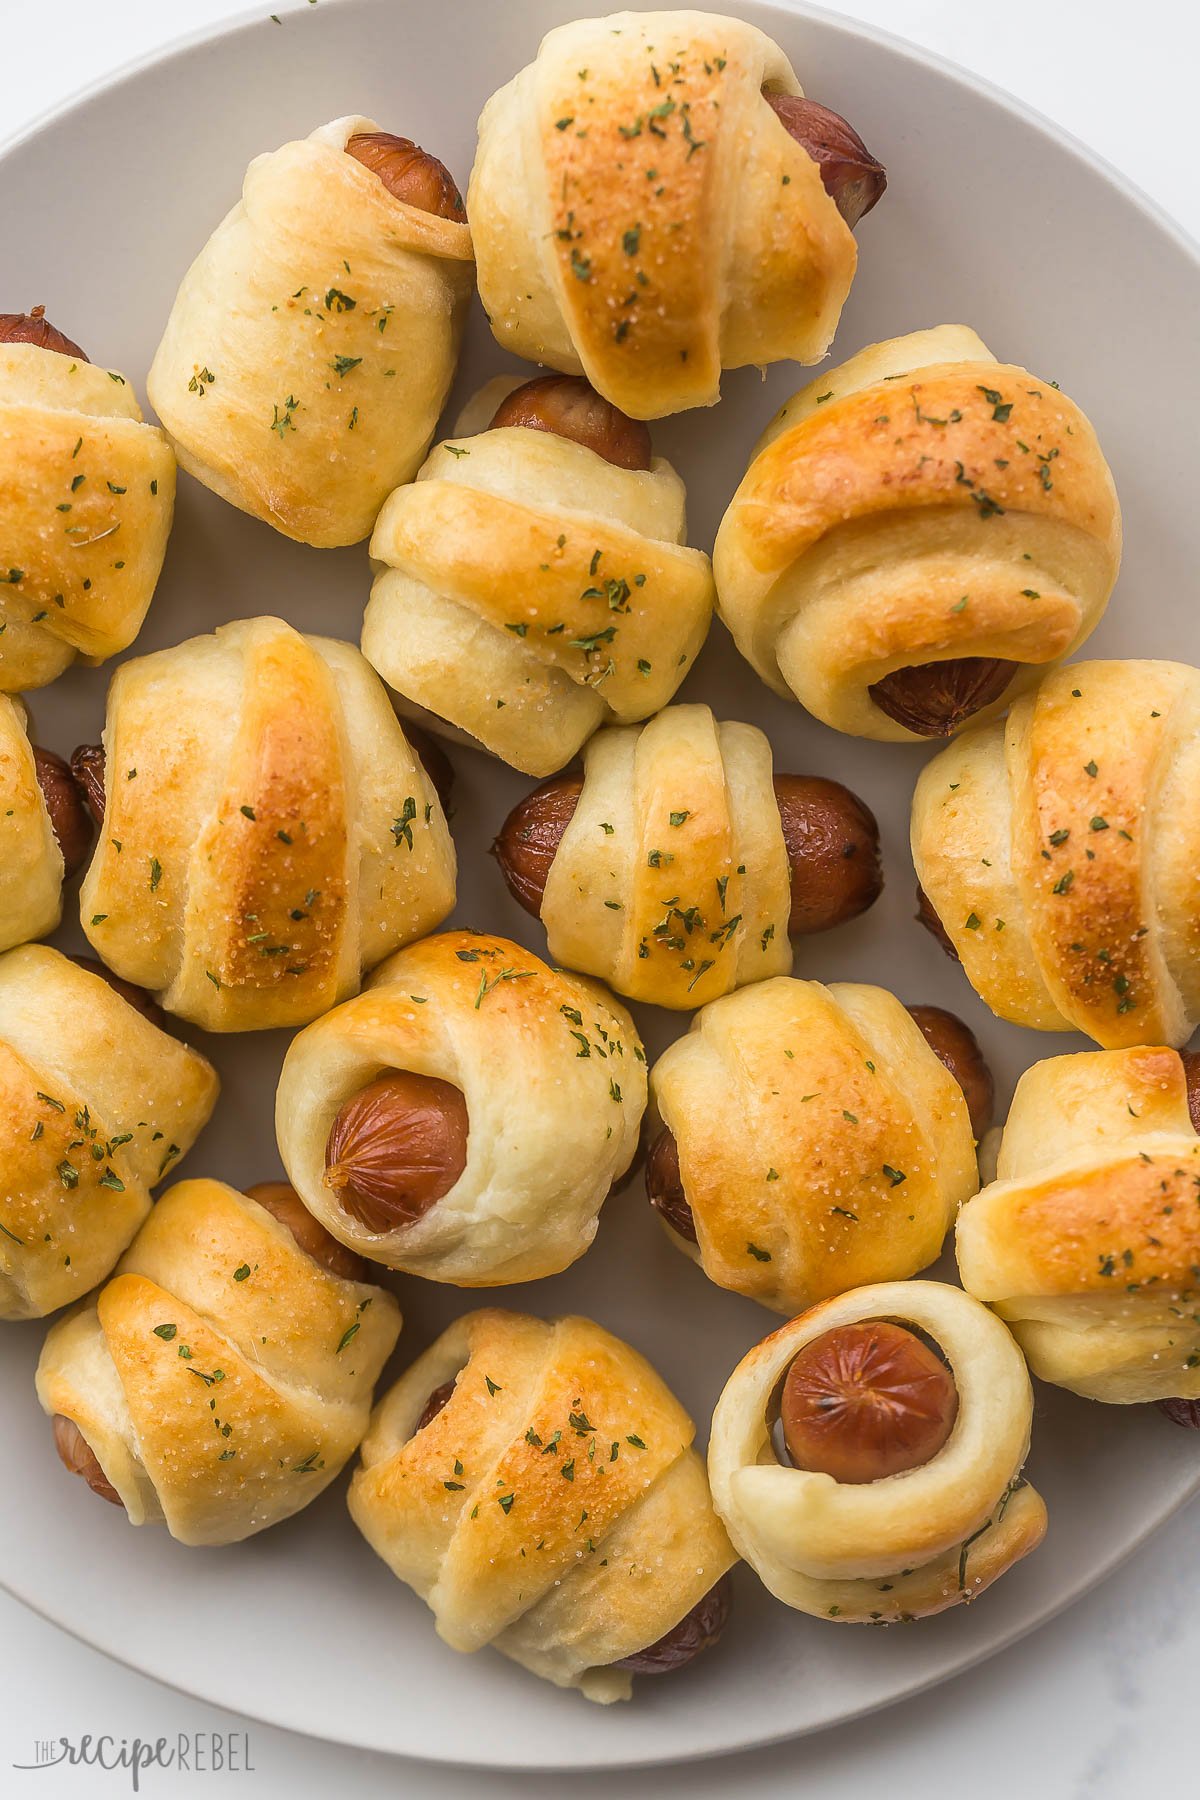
[651,979,979,1311]
[708,1280,1046,1620]
[913,659,1200,1047]
[0,946,217,1320]
[147,116,473,546]
[80,616,456,1032]
[714,326,1121,739]
[36,1177,401,1544]
[363,378,714,777]
[349,1308,734,1701]
[468,11,856,417]
[541,704,791,1008]
[0,344,175,690]
[957,1047,1200,1402]
[275,931,646,1283]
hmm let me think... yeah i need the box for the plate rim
[1,0,1198,1769]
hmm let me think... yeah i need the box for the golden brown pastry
[0,308,175,690]
[647,979,984,1312]
[912,659,1200,1048]
[147,117,473,547]
[714,325,1121,739]
[275,931,646,1283]
[362,376,715,777]
[469,11,884,417]
[957,1046,1200,1404]
[348,1308,735,1700]
[0,698,95,954]
[37,1177,401,1543]
[493,703,883,1009]
[77,616,456,1032]
[0,946,217,1320]
[708,1280,1046,1620]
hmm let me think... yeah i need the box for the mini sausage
[489,374,654,472]
[494,773,882,936]
[906,1004,995,1139]
[69,955,167,1030]
[1159,1398,1200,1428]
[69,744,106,826]
[1179,1049,1200,1134]
[773,775,883,935]
[345,131,465,221]
[915,882,960,962]
[868,657,1018,738]
[52,1414,122,1505]
[762,92,886,228]
[323,1072,469,1235]
[779,1320,959,1484]
[0,304,88,361]
[32,746,93,877]
[615,1572,732,1674]
[414,1378,457,1435]
[645,1126,697,1244]
[246,1179,370,1283]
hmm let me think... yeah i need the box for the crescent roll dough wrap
[540,705,791,1008]
[362,378,714,777]
[912,660,1200,1048]
[348,1308,735,1702]
[651,980,979,1311]
[147,116,474,547]
[713,325,1121,739]
[0,699,69,953]
[79,616,456,1032]
[468,12,856,417]
[275,932,646,1283]
[957,1047,1200,1403]
[708,1281,1046,1620]
[36,1178,401,1544]
[0,343,175,690]
[0,947,217,1321]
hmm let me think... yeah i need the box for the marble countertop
[2,2,1196,1794]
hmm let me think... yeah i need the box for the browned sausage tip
[70,743,106,827]
[1178,1050,1200,1135]
[52,1414,122,1505]
[615,1572,732,1674]
[645,1126,697,1244]
[1159,1397,1200,1428]
[324,1072,469,1234]
[906,1004,994,1139]
[773,775,882,935]
[915,882,960,962]
[489,375,653,471]
[780,1320,958,1484]
[492,775,583,916]
[869,658,1017,737]
[246,1179,370,1283]
[0,305,89,361]
[762,92,886,228]
[345,132,465,221]
[32,746,93,877]
[414,1379,457,1435]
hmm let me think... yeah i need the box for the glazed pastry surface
[349,1307,735,1701]
[148,116,473,546]
[957,1047,1200,1402]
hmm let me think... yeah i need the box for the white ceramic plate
[1,0,1197,1771]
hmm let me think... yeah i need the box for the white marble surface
[1,2,1197,1794]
